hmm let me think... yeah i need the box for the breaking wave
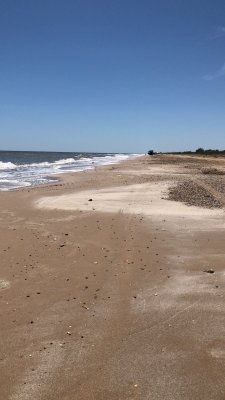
[0,153,141,190]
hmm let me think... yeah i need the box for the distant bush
[163,148,225,156]
[196,147,205,154]
[195,148,225,155]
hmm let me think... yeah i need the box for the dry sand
[1,154,225,399]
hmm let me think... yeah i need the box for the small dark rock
[204,269,215,274]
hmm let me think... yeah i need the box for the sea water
[0,151,141,191]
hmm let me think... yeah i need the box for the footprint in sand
[0,279,10,290]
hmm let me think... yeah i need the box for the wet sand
[1,154,225,399]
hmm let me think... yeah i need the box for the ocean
[0,151,141,191]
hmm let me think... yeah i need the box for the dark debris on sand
[201,168,225,175]
[167,180,223,209]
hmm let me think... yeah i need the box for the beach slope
[1,154,225,400]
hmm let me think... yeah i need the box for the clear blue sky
[0,0,225,153]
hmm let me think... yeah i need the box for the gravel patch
[201,176,225,195]
[167,180,223,209]
[201,168,225,175]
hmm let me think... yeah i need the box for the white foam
[0,179,31,190]
[0,161,17,170]
[53,158,76,165]
[28,158,76,168]
[0,153,142,191]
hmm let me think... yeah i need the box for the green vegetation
[195,148,225,155]
[165,148,225,157]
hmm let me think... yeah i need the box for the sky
[0,0,225,153]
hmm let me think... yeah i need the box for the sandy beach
[1,154,225,400]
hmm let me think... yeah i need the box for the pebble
[82,305,89,310]
[204,268,215,274]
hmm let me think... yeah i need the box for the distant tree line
[164,148,225,156]
[195,148,225,155]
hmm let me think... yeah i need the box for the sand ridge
[35,181,223,218]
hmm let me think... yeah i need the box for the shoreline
[1,154,225,399]
[0,153,144,193]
